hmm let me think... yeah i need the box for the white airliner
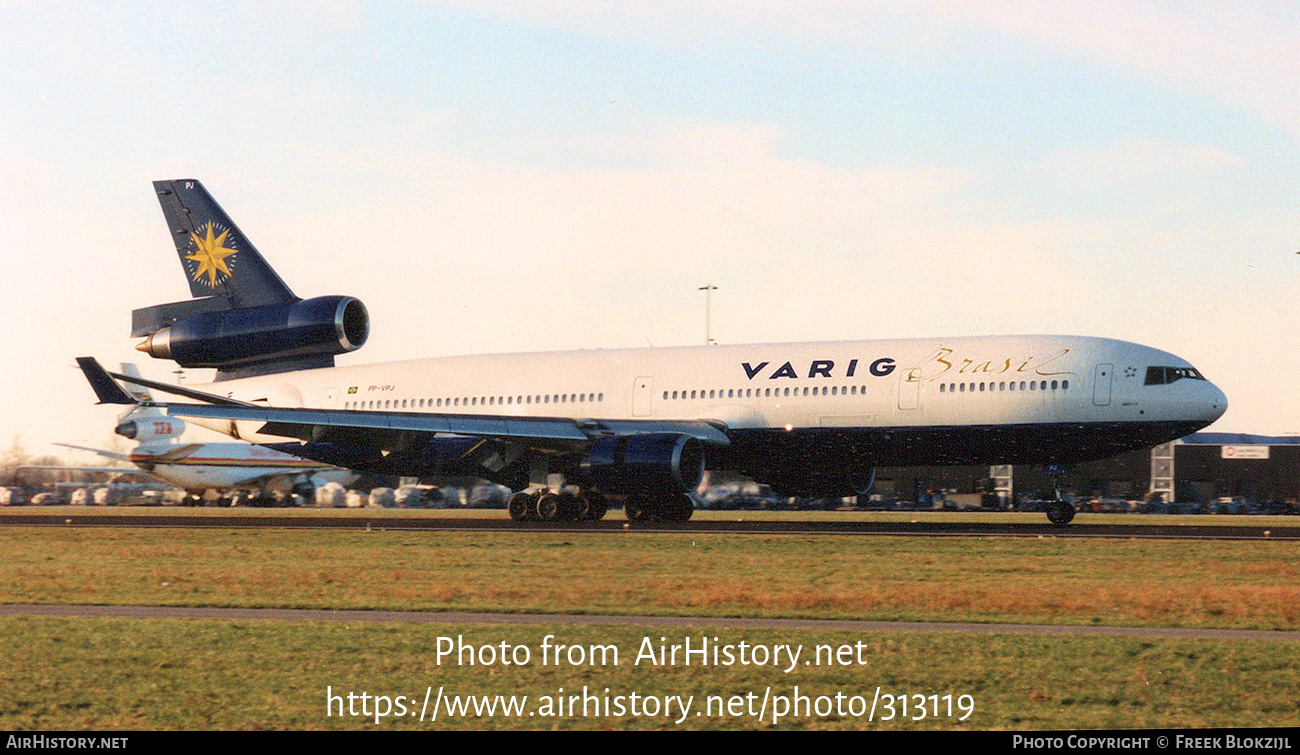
[65,365,356,504]
[78,179,1227,524]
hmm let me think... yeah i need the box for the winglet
[103,366,257,407]
[76,357,138,405]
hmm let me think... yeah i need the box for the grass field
[1,512,1297,730]
[2,617,1296,730]
[2,524,1297,628]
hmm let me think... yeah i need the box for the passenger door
[632,376,654,417]
[1093,364,1113,406]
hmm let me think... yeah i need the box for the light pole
[698,284,718,345]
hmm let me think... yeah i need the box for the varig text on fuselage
[741,358,897,381]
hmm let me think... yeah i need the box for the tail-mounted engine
[116,416,186,443]
[133,295,368,377]
[581,433,705,495]
[133,180,372,380]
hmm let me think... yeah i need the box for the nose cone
[1176,377,1228,431]
[1152,371,1227,432]
[1206,381,1228,423]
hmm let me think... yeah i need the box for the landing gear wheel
[559,493,586,521]
[624,495,652,522]
[536,493,563,521]
[663,494,695,522]
[508,492,537,521]
[1046,500,1075,526]
[583,492,608,521]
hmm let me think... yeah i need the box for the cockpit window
[1144,366,1205,385]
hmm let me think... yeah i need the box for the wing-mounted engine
[581,433,705,495]
[133,295,369,377]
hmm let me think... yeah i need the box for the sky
[1,1,1298,460]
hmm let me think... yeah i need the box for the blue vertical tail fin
[151,179,296,308]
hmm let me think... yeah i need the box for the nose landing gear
[1045,499,1075,525]
[1043,464,1076,525]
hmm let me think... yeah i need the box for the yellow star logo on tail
[186,223,238,288]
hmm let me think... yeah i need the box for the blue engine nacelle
[135,296,368,369]
[582,433,705,495]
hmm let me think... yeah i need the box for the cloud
[247,118,1125,357]
[936,1,1300,135]
[435,1,1300,136]
[606,121,786,166]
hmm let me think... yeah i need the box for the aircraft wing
[75,357,253,407]
[159,402,731,449]
[76,357,730,455]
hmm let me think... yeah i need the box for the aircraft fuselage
[182,333,1225,487]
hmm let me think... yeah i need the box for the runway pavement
[0,508,1296,539]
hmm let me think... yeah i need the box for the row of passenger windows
[939,380,1068,393]
[661,381,1071,401]
[662,385,869,401]
[343,393,605,411]
[340,379,1074,412]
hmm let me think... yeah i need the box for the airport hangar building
[869,433,1300,510]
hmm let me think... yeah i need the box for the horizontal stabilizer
[53,443,129,462]
[131,296,232,338]
[18,464,149,477]
[138,443,206,463]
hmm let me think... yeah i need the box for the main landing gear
[506,490,695,523]
[507,490,609,522]
[622,493,695,523]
